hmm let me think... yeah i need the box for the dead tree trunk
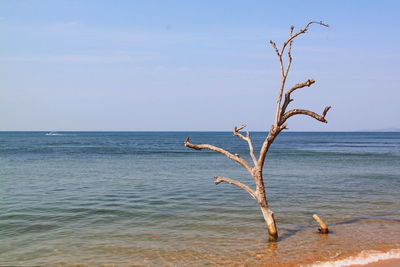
[184,21,331,241]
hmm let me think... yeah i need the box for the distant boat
[45,132,62,136]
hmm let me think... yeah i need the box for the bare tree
[184,21,330,241]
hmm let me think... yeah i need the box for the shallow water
[0,132,399,266]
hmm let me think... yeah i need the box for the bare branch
[269,40,284,77]
[184,137,253,173]
[234,124,246,132]
[261,108,329,170]
[269,40,280,57]
[288,79,316,94]
[214,176,257,199]
[281,79,316,115]
[322,106,331,117]
[272,21,328,127]
[233,125,248,142]
[246,131,258,166]
[280,21,329,56]
[280,106,331,124]
[284,40,293,77]
[233,125,258,166]
[285,25,296,77]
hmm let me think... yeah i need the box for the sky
[1,0,399,131]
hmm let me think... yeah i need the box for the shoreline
[304,248,400,267]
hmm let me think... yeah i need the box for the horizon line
[1,130,400,133]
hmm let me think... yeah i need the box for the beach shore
[305,248,400,267]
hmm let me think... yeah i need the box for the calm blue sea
[0,132,399,266]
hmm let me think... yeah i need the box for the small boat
[45,132,61,136]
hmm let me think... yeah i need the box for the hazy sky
[1,0,399,131]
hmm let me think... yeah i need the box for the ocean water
[0,132,399,267]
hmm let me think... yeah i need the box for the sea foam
[303,248,400,267]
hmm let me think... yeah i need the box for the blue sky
[1,0,399,131]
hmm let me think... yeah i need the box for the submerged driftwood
[313,214,329,234]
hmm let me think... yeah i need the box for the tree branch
[280,106,331,124]
[271,21,329,127]
[285,40,293,77]
[269,40,284,77]
[214,176,257,199]
[262,21,330,171]
[280,21,329,56]
[184,137,253,174]
[233,125,258,166]
[281,79,315,115]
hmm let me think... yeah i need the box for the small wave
[303,248,400,267]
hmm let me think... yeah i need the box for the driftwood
[184,21,331,241]
[313,214,329,234]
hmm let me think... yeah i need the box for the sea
[0,131,399,267]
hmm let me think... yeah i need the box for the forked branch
[233,125,258,166]
[270,21,329,126]
[214,176,256,199]
[281,79,315,114]
[280,21,329,56]
[184,137,253,174]
[280,106,331,125]
[262,21,330,170]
